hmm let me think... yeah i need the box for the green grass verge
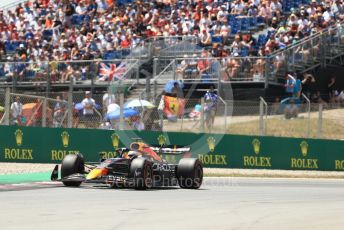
[0,172,51,184]
[225,118,344,139]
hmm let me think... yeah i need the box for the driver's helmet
[128,150,141,158]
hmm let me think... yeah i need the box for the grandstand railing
[267,20,344,84]
[0,0,27,10]
[144,36,201,58]
[0,58,140,91]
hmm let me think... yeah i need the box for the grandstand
[0,0,344,102]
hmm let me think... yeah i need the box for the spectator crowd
[0,0,342,63]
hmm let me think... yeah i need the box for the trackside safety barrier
[0,126,343,171]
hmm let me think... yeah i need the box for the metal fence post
[200,97,205,133]
[153,80,157,100]
[172,59,176,80]
[42,98,47,127]
[259,100,264,135]
[218,96,227,134]
[317,103,323,139]
[146,76,151,101]
[264,57,269,88]
[136,65,140,85]
[302,93,311,138]
[153,58,158,77]
[119,93,124,130]
[4,88,10,125]
[259,97,267,136]
[67,90,73,128]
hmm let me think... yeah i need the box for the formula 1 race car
[51,140,203,190]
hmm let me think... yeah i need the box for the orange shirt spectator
[106,0,114,7]
[45,17,53,28]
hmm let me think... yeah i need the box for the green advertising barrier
[0,126,343,171]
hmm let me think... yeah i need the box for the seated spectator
[251,58,265,78]
[253,70,263,82]
[222,57,240,80]
[312,91,327,105]
[184,54,199,79]
[336,90,344,106]
[230,35,242,57]
[197,55,211,79]
[284,99,299,119]
[199,29,212,47]
[189,103,201,120]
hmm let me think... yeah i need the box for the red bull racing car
[51,140,203,190]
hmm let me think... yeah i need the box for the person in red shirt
[120,34,131,48]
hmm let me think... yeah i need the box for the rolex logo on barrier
[157,135,166,147]
[291,141,318,169]
[300,141,308,157]
[243,139,272,168]
[207,136,216,152]
[252,139,260,154]
[111,133,119,148]
[4,129,34,160]
[52,132,79,161]
[61,131,70,148]
[15,129,23,146]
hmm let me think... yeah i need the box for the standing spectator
[53,95,67,128]
[301,73,316,99]
[285,73,296,97]
[131,115,145,131]
[171,81,183,98]
[284,99,299,119]
[82,91,96,128]
[102,92,115,115]
[10,96,23,125]
[203,86,218,132]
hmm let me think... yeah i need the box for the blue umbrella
[75,103,102,111]
[74,103,83,111]
[164,80,184,93]
[280,97,301,105]
[106,108,139,120]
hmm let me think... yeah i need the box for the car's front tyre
[61,154,85,187]
[177,158,203,189]
[130,158,153,190]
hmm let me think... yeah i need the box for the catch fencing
[0,89,343,140]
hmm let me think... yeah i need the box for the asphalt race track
[1,177,344,230]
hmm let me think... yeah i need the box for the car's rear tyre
[177,158,203,189]
[130,158,153,190]
[61,154,84,187]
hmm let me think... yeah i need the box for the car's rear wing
[150,145,191,155]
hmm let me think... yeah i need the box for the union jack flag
[98,62,127,81]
